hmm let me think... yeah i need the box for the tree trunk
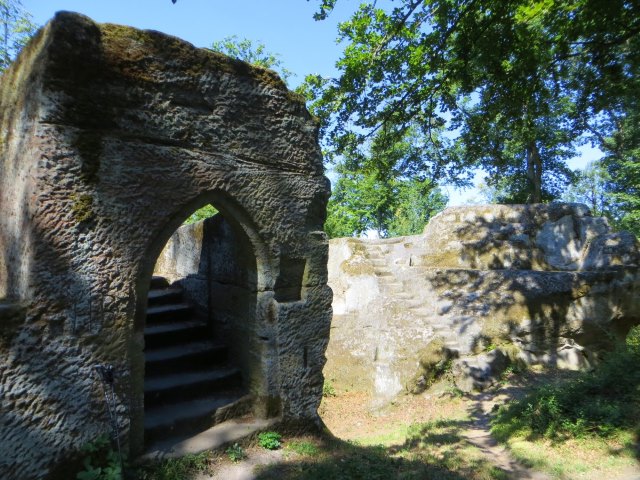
[526,141,542,203]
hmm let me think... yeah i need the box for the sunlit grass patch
[285,439,321,457]
[503,434,638,479]
[490,330,640,478]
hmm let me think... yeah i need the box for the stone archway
[0,12,332,479]
[138,192,273,452]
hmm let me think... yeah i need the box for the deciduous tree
[0,0,36,73]
[307,0,640,204]
[209,35,293,84]
[324,126,450,238]
[562,160,613,218]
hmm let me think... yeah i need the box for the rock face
[0,13,331,480]
[326,204,639,401]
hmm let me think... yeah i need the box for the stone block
[326,204,639,405]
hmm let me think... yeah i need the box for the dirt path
[463,390,551,480]
[200,449,284,480]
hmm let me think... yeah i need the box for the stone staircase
[367,243,464,356]
[368,245,415,302]
[143,276,251,450]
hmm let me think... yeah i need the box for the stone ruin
[0,12,332,479]
[326,204,640,402]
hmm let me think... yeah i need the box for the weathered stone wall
[0,13,331,479]
[326,204,640,403]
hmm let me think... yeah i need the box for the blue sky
[22,0,601,206]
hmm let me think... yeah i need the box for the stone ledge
[140,416,280,461]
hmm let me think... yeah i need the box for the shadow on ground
[252,422,509,480]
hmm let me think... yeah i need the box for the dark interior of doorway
[142,206,255,451]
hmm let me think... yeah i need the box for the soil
[196,372,640,480]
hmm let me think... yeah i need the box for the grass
[255,412,508,480]
[285,440,321,457]
[349,423,415,446]
[491,349,640,441]
[393,420,510,480]
[137,451,211,480]
[503,434,638,478]
[489,329,640,478]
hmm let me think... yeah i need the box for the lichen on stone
[70,193,94,223]
[100,21,288,92]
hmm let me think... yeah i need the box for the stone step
[144,320,210,349]
[145,341,228,376]
[148,287,183,307]
[444,346,461,356]
[374,270,393,277]
[144,366,242,408]
[142,416,278,460]
[144,392,251,445]
[433,329,461,340]
[369,259,387,267]
[401,298,423,308]
[385,288,407,297]
[393,292,413,299]
[432,327,454,335]
[146,303,193,324]
[150,276,170,289]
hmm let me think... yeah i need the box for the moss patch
[100,22,287,91]
[408,337,456,394]
[481,314,522,345]
[420,251,461,268]
[340,258,375,275]
[71,194,94,223]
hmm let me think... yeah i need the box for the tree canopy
[307,0,640,208]
[209,35,293,84]
[325,131,449,237]
[562,160,612,216]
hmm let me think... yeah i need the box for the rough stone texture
[451,349,510,393]
[326,204,639,402]
[0,13,331,479]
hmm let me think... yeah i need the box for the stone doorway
[141,199,264,451]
